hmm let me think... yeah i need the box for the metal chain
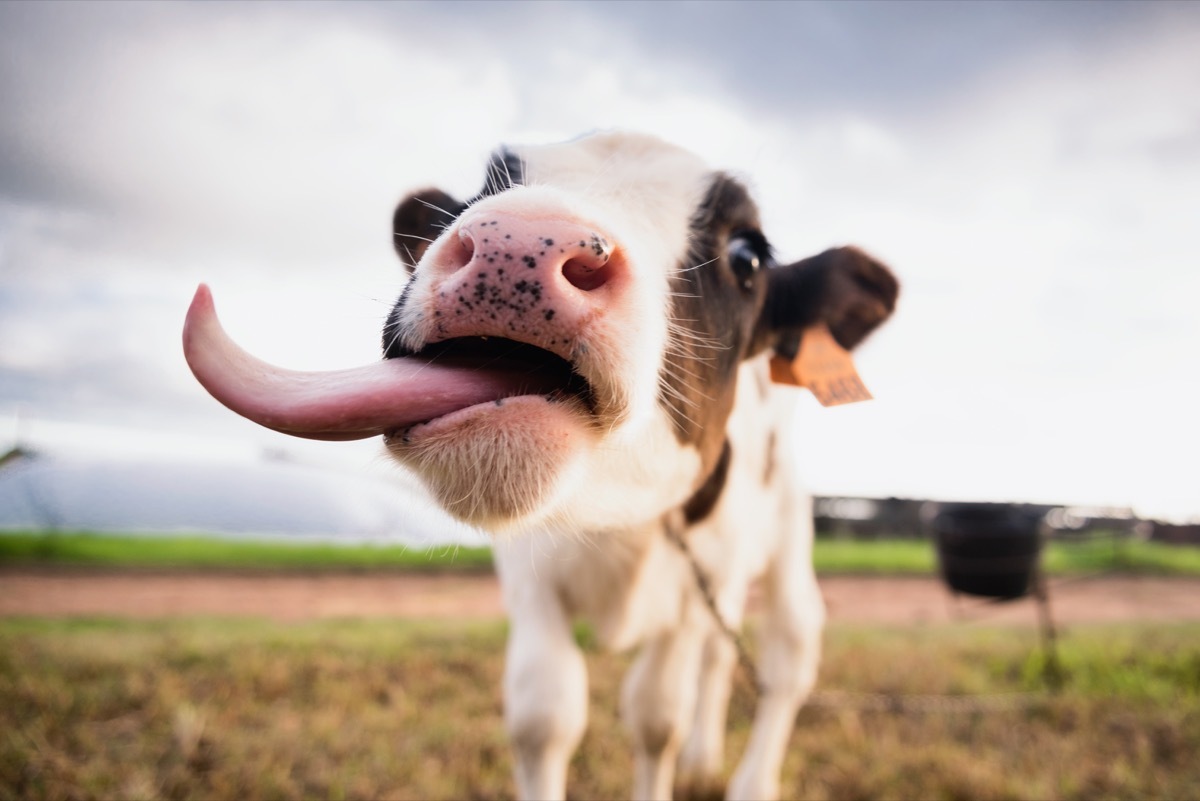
[662,512,765,697]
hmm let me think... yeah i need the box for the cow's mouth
[396,336,598,425]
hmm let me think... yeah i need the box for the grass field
[0,532,495,572]
[3,530,1199,576]
[2,618,1198,800]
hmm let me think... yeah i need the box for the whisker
[399,241,417,268]
[661,373,714,405]
[657,375,704,409]
[676,255,721,274]
[412,195,455,217]
[661,359,711,385]
[393,231,438,244]
[665,324,728,346]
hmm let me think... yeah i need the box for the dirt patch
[820,574,1200,625]
[3,569,1198,624]
[0,569,502,622]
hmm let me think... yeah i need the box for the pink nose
[426,211,620,353]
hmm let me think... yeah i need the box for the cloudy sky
[1,0,1197,522]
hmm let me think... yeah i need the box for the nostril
[561,235,613,291]
[449,227,477,270]
[563,257,611,291]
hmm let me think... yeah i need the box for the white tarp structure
[0,449,486,546]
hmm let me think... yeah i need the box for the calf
[183,131,898,800]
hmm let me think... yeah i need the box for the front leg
[677,629,737,791]
[727,499,824,801]
[620,609,707,801]
[504,590,588,800]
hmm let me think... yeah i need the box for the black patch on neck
[659,173,767,479]
[683,439,731,525]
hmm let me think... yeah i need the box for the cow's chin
[384,395,593,530]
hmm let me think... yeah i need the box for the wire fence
[807,689,1051,715]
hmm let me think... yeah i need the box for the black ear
[760,246,899,357]
[392,189,467,271]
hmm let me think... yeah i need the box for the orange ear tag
[769,323,873,406]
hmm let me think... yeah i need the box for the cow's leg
[676,629,737,789]
[727,501,824,801]
[504,592,588,801]
[678,608,745,791]
[621,613,706,801]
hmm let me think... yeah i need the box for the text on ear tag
[769,323,873,406]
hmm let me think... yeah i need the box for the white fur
[391,133,824,800]
[388,134,711,531]
[493,357,820,801]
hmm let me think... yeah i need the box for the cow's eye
[728,236,763,289]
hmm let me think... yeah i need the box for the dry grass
[2,618,1198,800]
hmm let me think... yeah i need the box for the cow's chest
[534,360,791,652]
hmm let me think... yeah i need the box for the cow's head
[183,132,897,532]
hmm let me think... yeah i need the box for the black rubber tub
[930,503,1045,600]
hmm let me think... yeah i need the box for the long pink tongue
[182,284,547,441]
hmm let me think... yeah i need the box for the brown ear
[760,246,899,358]
[392,189,466,270]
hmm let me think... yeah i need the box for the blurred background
[1,0,1198,541]
[3,6,1199,800]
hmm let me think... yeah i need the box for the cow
[182,131,898,801]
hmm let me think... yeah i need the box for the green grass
[813,536,1200,576]
[2,530,1199,576]
[0,531,493,572]
[1042,536,1200,575]
[2,618,1197,800]
[813,538,938,574]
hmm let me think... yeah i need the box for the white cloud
[1,1,1198,522]
[1,5,526,271]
